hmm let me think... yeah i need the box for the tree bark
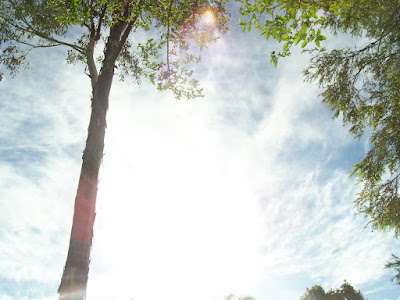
[57,4,137,296]
[58,65,114,300]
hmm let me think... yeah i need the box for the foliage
[303,0,400,237]
[236,0,352,66]
[300,281,364,300]
[385,254,400,285]
[238,0,400,285]
[0,0,229,99]
[238,0,400,237]
[225,294,255,300]
[0,1,230,298]
[0,0,68,80]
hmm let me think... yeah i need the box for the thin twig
[166,0,175,74]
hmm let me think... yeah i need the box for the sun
[202,9,216,25]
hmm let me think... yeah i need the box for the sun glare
[88,100,265,300]
[202,9,215,25]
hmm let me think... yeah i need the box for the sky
[1,4,400,300]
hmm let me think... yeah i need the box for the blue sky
[1,5,400,300]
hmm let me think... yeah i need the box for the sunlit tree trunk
[58,65,114,300]
[1,0,226,299]
[57,8,133,296]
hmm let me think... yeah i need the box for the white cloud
[1,21,399,300]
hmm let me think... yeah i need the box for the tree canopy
[304,0,400,237]
[2,0,400,297]
[0,0,229,98]
[238,0,400,286]
[386,254,400,285]
[238,0,400,237]
[300,281,364,300]
[225,294,255,300]
[1,1,229,299]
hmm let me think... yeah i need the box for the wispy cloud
[1,23,399,300]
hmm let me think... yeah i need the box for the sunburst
[202,9,216,25]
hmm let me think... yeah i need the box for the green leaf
[281,34,288,40]
[260,27,268,35]
[301,40,307,48]
[283,42,289,51]
[310,7,315,17]
[301,23,307,34]
[315,39,320,47]
[294,35,301,45]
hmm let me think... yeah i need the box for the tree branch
[109,1,143,64]
[87,37,98,89]
[6,19,86,54]
[14,40,62,49]
[166,0,175,73]
[95,3,108,42]
[6,0,85,54]
[110,20,135,63]
[86,0,99,89]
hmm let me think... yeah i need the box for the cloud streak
[0,22,399,300]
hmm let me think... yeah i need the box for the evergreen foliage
[300,281,364,300]
[239,0,400,237]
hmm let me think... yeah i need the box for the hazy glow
[87,97,265,300]
[203,10,216,25]
[2,14,400,300]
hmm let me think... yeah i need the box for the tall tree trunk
[57,7,134,296]
[58,66,114,300]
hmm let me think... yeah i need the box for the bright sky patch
[1,10,400,300]
[202,9,216,25]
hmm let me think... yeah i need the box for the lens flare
[202,9,215,25]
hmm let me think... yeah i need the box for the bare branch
[87,35,98,88]
[5,18,86,54]
[14,39,62,49]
